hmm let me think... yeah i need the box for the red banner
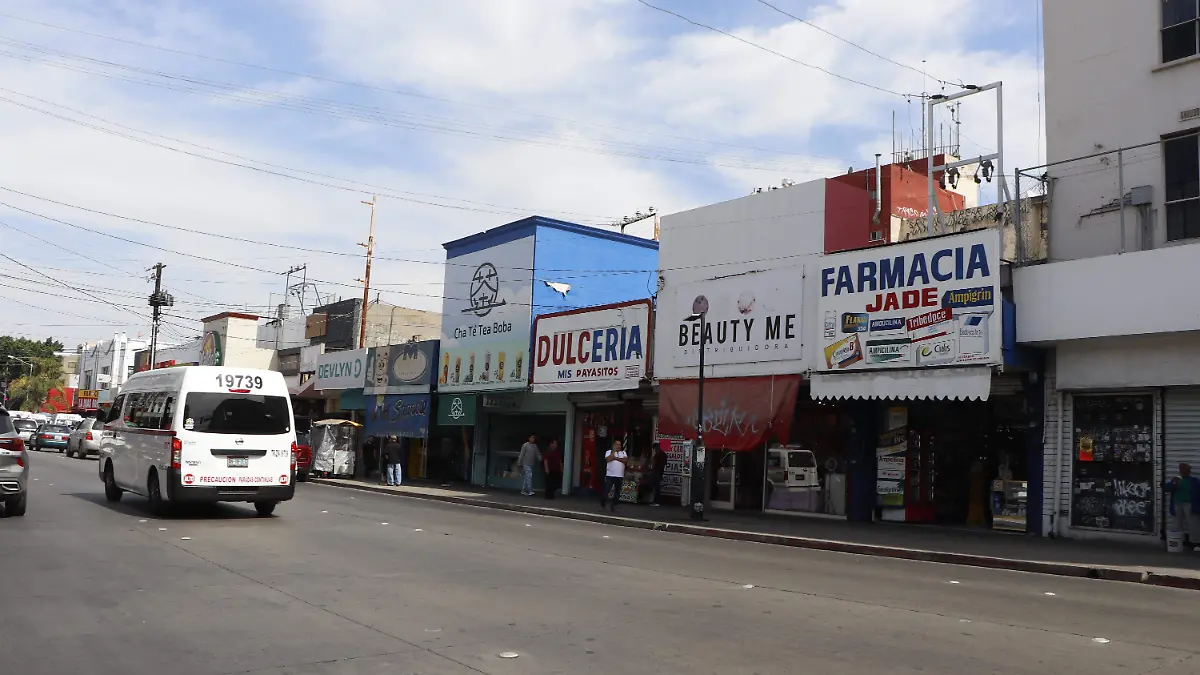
[658,375,802,452]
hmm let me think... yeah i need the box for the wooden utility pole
[357,196,376,348]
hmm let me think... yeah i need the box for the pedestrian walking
[1167,462,1200,550]
[517,434,540,496]
[649,444,668,506]
[599,439,628,512]
[383,435,404,487]
[542,439,563,500]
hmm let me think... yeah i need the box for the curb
[309,478,1200,591]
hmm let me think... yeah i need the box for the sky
[0,0,1044,351]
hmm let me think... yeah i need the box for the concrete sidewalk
[309,476,1200,591]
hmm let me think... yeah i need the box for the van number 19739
[217,374,264,389]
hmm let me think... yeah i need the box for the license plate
[227,457,249,468]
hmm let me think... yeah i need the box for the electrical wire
[0,40,848,175]
[0,10,862,165]
[754,0,962,88]
[635,0,916,98]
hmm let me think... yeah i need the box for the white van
[97,366,297,516]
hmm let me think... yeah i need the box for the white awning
[810,367,992,401]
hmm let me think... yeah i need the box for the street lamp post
[685,296,710,521]
[7,355,34,378]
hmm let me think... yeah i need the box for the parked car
[294,429,312,481]
[67,418,103,459]
[32,424,71,452]
[13,418,38,444]
[0,408,29,517]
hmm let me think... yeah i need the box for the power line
[0,10,860,165]
[753,0,961,88]
[0,87,621,223]
[635,0,915,98]
[0,40,849,175]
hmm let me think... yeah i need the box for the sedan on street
[33,424,71,452]
[67,418,103,459]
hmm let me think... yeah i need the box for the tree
[0,335,65,389]
[8,357,64,412]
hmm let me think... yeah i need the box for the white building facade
[1018,0,1200,543]
[78,333,147,404]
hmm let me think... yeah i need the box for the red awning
[658,375,802,452]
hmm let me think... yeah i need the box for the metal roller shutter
[1165,387,1200,476]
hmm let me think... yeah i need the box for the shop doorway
[708,448,767,511]
[486,413,566,491]
[886,396,1030,527]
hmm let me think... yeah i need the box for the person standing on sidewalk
[1167,462,1200,550]
[600,439,628,512]
[517,434,540,496]
[649,443,669,507]
[542,439,563,500]
[383,435,404,487]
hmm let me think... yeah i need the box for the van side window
[159,397,174,431]
[126,392,170,429]
[105,395,126,424]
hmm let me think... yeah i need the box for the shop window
[1163,0,1200,63]
[1070,394,1156,533]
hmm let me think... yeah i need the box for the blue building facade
[437,216,658,491]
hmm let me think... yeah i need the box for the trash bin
[1166,529,1185,554]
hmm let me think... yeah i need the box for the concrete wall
[1043,0,1200,259]
[655,180,825,381]
[1014,244,1200,343]
[363,304,442,347]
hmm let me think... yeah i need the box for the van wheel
[147,471,165,516]
[104,464,123,503]
[254,501,277,517]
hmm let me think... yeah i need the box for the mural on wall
[438,236,535,392]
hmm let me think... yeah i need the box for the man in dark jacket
[1167,462,1200,549]
[383,435,404,487]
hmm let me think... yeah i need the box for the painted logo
[942,286,995,310]
[448,396,466,420]
[183,473,195,485]
[868,317,906,334]
[841,312,869,333]
[957,314,989,358]
[824,334,863,369]
[916,335,957,365]
[279,474,289,485]
[906,308,951,334]
[866,338,912,364]
[463,263,506,317]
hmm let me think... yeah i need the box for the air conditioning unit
[1182,107,1200,122]
[868,230,885,243]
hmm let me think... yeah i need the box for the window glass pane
[1163,0,1198,27]
[1162,22,1199,62]
[0,414,14,435]
[1165,135,1200,201]
[182,393,291,435]
[788,451,817,468]
[1167,200,1200,240]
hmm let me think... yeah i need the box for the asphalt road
[3,453,1199,675]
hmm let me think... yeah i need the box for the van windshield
[183,393,291,435]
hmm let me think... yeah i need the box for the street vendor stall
[310,419,362,478]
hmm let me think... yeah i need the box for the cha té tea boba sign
[817,229,1002,372]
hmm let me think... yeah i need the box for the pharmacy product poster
[816,230,1002,372]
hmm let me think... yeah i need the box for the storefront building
[813,228,1041,530]
[438,216,659,491]
[363,339,438,480]
[530,300,656,500]
[1017,247,1200,544]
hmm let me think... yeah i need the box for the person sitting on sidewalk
[1167,463,1200,550]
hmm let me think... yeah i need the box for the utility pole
[147,263,173,370]
[278,264,306,349]
[356,196,377,348]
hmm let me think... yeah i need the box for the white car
[67,417,103,459]
[98,366,298,517]
[12,418,38,445]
